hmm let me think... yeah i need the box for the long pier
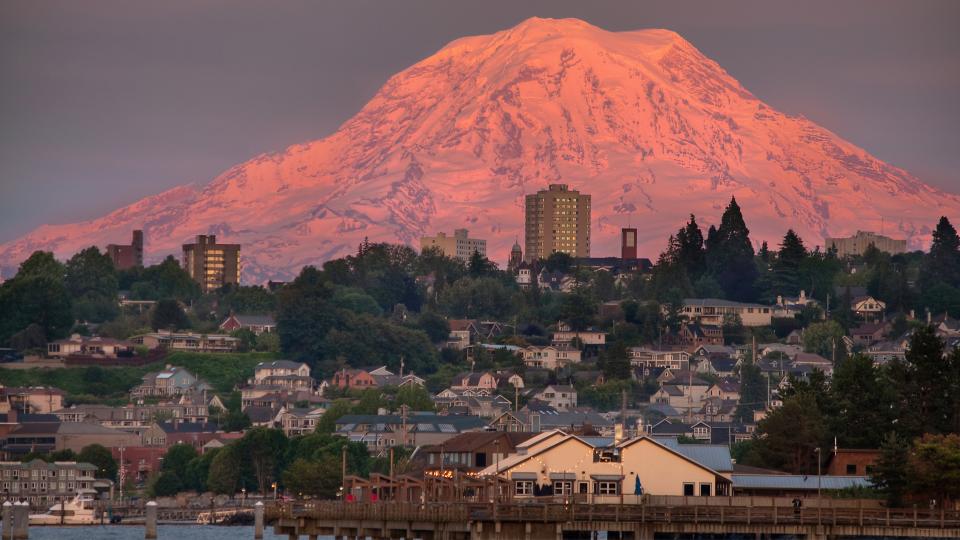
[269,500,960,540]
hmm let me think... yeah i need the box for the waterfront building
[182,234,241,292]
[0,460,98,508]
[824,230,907,257]
[524,184,591,262]
[420,229,486,262]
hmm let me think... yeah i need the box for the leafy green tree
[161,444,199,480]
[544,252,573,274]
[77,444,118,480]
[316,400,353,434]
[590,270,617,302]
[65,247,119,322]
[255,331,280,353]
[282,458,341,498]
[238,428,289,494]
[0,273,73,344]
[907,433,960,505]
[705,197,758,301]
[438,277,513,320]
[830,354,897,448]
[276,267,337,364]
[218,285,276,316]
[559,288,598,331]
[395,385,435,411]
[15,251,65,280]
[184,448,220,492]
[734,360,765,423]
[599,341,631,380]
[222,411,252,432]
[870,432,910,507]
[150,471,184,497]
[136,255,201,301]
[207,445,242,494]
[330,287,383,316]
[749,393,826,473]
[801,320,845,359]
[468,251,497,278]
[415,312,450,343]
[231,328,258,352]
[151,299,190,330]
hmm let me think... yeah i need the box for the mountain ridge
[2,17,956,282]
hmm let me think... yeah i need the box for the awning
[510,472,537,480]
[590,474,624,481]
[549,473,576,480]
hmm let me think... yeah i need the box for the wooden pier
[269,499,960,540]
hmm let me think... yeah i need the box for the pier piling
[2,501,10,539]
[12,502,28,540]
[254,501,264,539]
[145,501,157,539]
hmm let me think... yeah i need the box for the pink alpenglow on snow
[2,17,957,282]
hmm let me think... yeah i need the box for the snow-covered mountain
[3,17,957,282]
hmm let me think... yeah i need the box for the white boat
[29,490,99,525]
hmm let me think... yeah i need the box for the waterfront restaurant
[477,430,733,501]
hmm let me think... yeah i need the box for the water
[2,525,311,539]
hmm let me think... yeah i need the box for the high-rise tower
[524,184,591,263]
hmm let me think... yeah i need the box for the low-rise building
[532,385,577,411]
[2,421,140,457]
[131,366,209,399]
[0,460,98,508]
[488,410,614,436]
[47,335,135,359]
[277,407,325,437]
[628,348,690,371]
[0,387,65,415]
[330,369,377,390]
[219,314,277,335]
[334,413,487,451]
[131,331,240,353]
[420,431,534,474]
[521,345,582,370]
[680,299,773,327]
[851,295,886,321]
[552,324,607,347]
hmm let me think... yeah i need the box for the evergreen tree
[771,230,807,296]
[599,340,632,380]
[151,299,190,331]
[706,197,758,301]
[894,325,957,436]
[871,432,910,506]
[921,216,960,289]
[749,393,826,474]
[675,214,705,279]
[734,359,766,423]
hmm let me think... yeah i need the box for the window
[514,481,534,496]
[578,482,588,494]
[846,464,857,475]
[683,483,695,496]
[699,483,711,497]
[553,481,572,495]
[595,481,619,495]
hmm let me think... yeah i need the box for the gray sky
[1,1,958,243]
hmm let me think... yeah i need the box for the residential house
[450,372,498,392]
[446,319,480,350]
[131,366,209,399]
[277,407,325,436]
[552,324,607,347]
[662,323,724,349]
[488,410,614,436]
[647,419,753,445]
[522,345,582,370]
[54,401,210,432]
[628,348,691,371]
[141,421,219,450]
[368,366,426,388]
[792,352,834,375]
[850,322,890,346]
[532,385,577,411]
[248,360,313,391]
[131,331,240,352]
[434,392,512,418]
[219,314,277,335]
[47,335,135,359]
[330,368,377,390]
[694,356,736,378]
[680,299,773,327]
[851,295,886,321]
[704,379,741,402]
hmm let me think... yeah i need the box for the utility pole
[341,445,347,499]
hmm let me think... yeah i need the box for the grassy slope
[0,352,278,404]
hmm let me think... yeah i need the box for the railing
[272,501,960,530]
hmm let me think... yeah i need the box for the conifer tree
[706,197,758,301]
[771,230,807,296]
[921,216,960,289]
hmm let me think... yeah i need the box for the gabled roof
[256,360,306,370]
[158,421,219,434]
[231,314,276,326]
[621,436,731,474]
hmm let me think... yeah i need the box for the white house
[532,385,578,411]
[522,345,582,370]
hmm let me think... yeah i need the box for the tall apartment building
[182,235,241,292]
[419,229,486,262]
[524,184,591,263]
[105,230,144,270]
[824,231,907,257]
